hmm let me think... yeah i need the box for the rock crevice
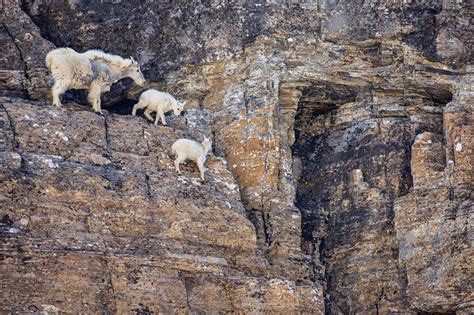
[1,0,472,313]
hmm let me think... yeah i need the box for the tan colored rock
[394,78,473,312]
[1,1,473,313]
[411,132,446,188]
[0,98,323,313]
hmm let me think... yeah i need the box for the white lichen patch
[45,159,58,168]
[455,143,462,152]
[19,218,29,226]
[213,178,238,190]
[311,287,321,303]
[177,176,202,186]
[34,154,63,169]
[54,131,69,142]
[41,304,61,314]
[269,279,295,293]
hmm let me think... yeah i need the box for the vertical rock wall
[1,0,472,313]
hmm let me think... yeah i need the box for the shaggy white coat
[132,89,186,125]
[45,48,145,114]
[171,137,212,180]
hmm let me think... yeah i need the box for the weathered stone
[1,151,22,169]
[0,98,323,313]
[1,0,473,313]
[394,79,473,312]
[1,0,55,100]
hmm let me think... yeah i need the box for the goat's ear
[181,100,187,107]
[130,56,138,64]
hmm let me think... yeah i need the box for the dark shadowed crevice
[398,149,413,197]
[2,105,19,150]
[262,212,272,246]
[246,209,272,247]
[401,5,442,62]
[102,255,118,313]
[19,1,53,44]
[103,115,110,147]
[398,87,452,197]
[291,78,454,313]
[106,99,137,116]
[1,22,31,100]
[292,80,367,259]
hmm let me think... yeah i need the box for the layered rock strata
[0,98,323,313]
[0,0,472,313]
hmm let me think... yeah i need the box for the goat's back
[46,47,93,81]
[172,139,204,161]
[140,89,175,105]
[45,48,78,68]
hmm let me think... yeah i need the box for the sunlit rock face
[1,0,472,313]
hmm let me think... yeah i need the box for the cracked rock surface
[1,0,473,313]
[0,97,323,313]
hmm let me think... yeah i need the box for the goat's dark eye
[136,69,140,72]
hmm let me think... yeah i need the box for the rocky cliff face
[1,0,472,313]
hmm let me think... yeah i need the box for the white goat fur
[132,89,186,125]
[172,137,212,180]
[45,47,145,113]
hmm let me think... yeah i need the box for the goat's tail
[45,48,76,72]
[45,52,54,71]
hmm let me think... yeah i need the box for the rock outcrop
[1,0,472,313]
[0,98,323,313]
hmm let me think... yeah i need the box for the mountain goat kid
[171,137,212,180]
[132,89,186,126]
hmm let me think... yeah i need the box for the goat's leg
[94,95,103,114]
[51,80,70,107]
[132,100,147,116]
[87,81,103,114]
[96,99,103,115]
[197,159,206,180]
[158,110,167,126]
[174,155,186,174]
[144,108,154,122]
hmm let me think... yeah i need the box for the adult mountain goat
[45,48,146,114]
[132,89,186,126]
[172,137,212,180]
